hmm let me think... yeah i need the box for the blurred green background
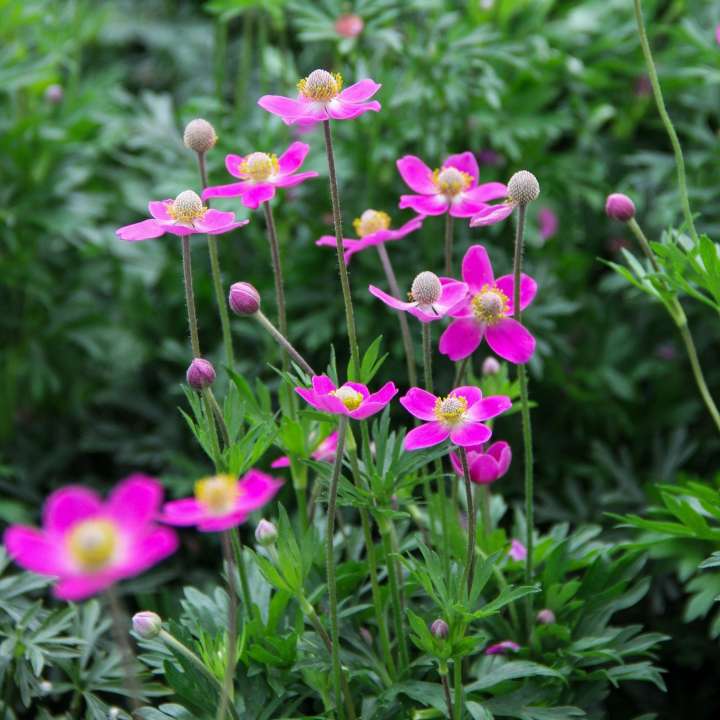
[2,0,720,714]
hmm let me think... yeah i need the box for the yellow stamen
[167,190,207,224]
[353,209,391,238]
[432,166,473,196]
[239,152,280,182]
[297,69,343,102]
[194,474,239,515]
[331,385,364,411]
[434,395,468,425]
[67,519,118,571]
[471,284,509,325]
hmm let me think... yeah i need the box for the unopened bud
[411,271,442,306]
[431,618,449,639]
[536,608,556,625]
[183,118,217,154]
[44,84,63,104]
[507,170,540,205]
[229,282,261,316]
[605,193,635,222]
[186,358,216,390]
[39,680,53,694]
[359,627,373,645]
[335,14,364,38]
[132,611,162,639]
[255,519,278,546]
[482,356,500,375]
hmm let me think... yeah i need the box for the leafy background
[2,0,720,716]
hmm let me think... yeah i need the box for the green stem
[452,655,463,720]
[422,322,433,393]
[217,533,238,720]
[206,388,230,448]
[326,416,349,718]
[380,519,410,673]
[633,0,698,242]
[440,669,454,719]
[453,358,469,388]
[253,311,315,376]
[375,244,417,387]
[106,587,141,713]
[262,201,288,368]
[479,485,491,539]
[459,449,476,595]
[181,235,201,358]
[444,214,454,276]
[229,529,254,618]
[322,119,361,378]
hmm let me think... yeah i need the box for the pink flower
[400,386,511,451]
[449,441,511,484]
[439,245,537,364]
[3,475,178,601]
[202,142,319,210]
[258,69,381,126]
[508,539,527,561]
[316,210,424,265]
[485,640,520,655]
[369,271,467,324]
[272,431,339,468]
[538,207,558,240]
[397,152,506,218]
[296,375,397,420]
[470,170,539,227]
[116,190,248,242]
[335,14,364,38]
[160,470,283,533]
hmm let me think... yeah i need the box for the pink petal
[148,200,172,220]
[468,182,508,203]
[235,470,283,513]
[449,194,491,218]
[160,223,195,237]
[277,141,310,175]
[238,184,276,209]
[225,154,245,177]
[295,387,325,411]
[399,193,449,216]
[312,375,337,394]
[485,319,535,364]
[351,382,397,419]
[338,79,381,103]
[468,454,501,484]
[271,456,291,469]
[451,385,483,407]
[368,285,417,313]
[202,181,252,200]
[54,576,115,601]
[443,152,479,185]
[197,512,248,532]
[439,318,484,361]
[466,395,512,421]
[116,219,165,242]
[404,422,450,451]
[449,422,492,447]
[107,474,163,528]
[274,171,319,188]
[449,451,463,477]
[258,95,314,124]
[43,486,102,536]
[495,273,538,314]
[123,526,178,574]
[160,498,208,526]
[399,388,439,421]
[487,441,511,477]
[462,244,495,290]
[388,215,425,238]
[469,203,514,227]
[436,280,469,314]
[363,381,397,406]
[326,99,380,120]
[343,382,370,399]
[396,156,437,194]
[3,526,65,575]
[195,210,248,234]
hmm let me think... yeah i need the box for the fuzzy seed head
[169,190,206,224]
[507,170,540,205]
[297,69,342,101]
[229,282,261,315]
[132,611,162,639]
[186,358,216,390]
[183,118,217,154]
[410,271,442,305]
[605,193,635,222]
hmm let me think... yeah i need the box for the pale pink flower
[485,640,520,655]
[449,441,511,485]
[296,375,397,420]
[508,539,527,561]
[272,431,339,468]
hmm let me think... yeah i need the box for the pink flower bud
[431,618,449,639]
[605,193,635,222]
[255,519,278,546]
[132,611,162,638]
[229,282,260,316]
[186,358,216,390]
[44,84,63,104]
[482,356,501,375]
[536,608,556,625]
[335,13,364,38]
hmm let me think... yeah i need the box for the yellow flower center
[239,152,279,182]
[433,167,472,196]
[194,474,239,516]
[434,395,468,425]
[67,519,118,571]
[332,385,364,411]
[471,285,509,325]
[353,209,391,238]
[167,190,207,224]
[297,69,343,102]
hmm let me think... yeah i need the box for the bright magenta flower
[316,210,424,265]
[400,386,511,451]
[296,375,397,420]
[439,245,537,364]
[202,142,319,210]
[449,441,511,485]
[272,431,339,469]
[160,470,283,533]
[397,152,506,218]
[116,190,248,242]
[3,475,178,601]
[258,70,381,126]
[485,640,520,655]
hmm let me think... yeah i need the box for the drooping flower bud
[536,608,556,625]
[183,118,218,154]
[605,193,635,222]
[255,519,278,546]
[507,170,540,205]
[411,271,442,306]
[430,618,449,639]
[44,84,63,104]
[132,611,162,639]
[229,282,261,316]
[482,356,501,375]
[186,358,216,390]
[39,680,53,694]
[335,13,364,38]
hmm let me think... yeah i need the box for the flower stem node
[410,271,442,306]
[183,118,218,154]
[605,193,636,222]
[507,170,540,205]
[186,358,216,390]
[229,282,261,316]
[255,519,278,546]
[430,618,449,639]
[132,611,162,639]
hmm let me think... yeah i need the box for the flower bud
[507,170,540,205]
[229,282,261,316]
[536,608,556,625]
[482,356,501,375]
[430,618,449,639]
[186,358,216,390]
[359,627,373,645]
[183,118,217,154]
[411,271,442,306]
[44,84,63,104]
[605,193,635,222]
[255,519,278,546]
[132,611,162,639]
[39,680,53,694]
[335,13,364,38]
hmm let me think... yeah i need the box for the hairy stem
[262,201,288,368]
[422,322,433,394]
[453,655,463,720]
[229,529,254,618]
[380,518,410,673]
[217,533,238,720]
[181,235,201,358]
[459,449,476,595]
[106,587,141,714]
[444,213,454,276]
[253,311,315,376]
[440,670,454,719]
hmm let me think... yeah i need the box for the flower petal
[107,474,163,527]
[452,385,483,407]
[468,454,501,484]
[485,319,535,364]
[312,375,337,394]
[326,99,380,120]
[225,154,245,177]
[160,498,208,526]
[235,470,283,513]
[368,285,417,312]
[271,456,291,469]
[258,95,312,124]
[399,387,438,421]
[273,171,319,188]
[195,210,248,234]
[468,182,508,203]
[449,422,492,447]
[444,152,479,185]
[436,280,469,314]
[495,273,538,314]
[439,318,484,361]
[277,141,310,175]
[469,202,514,227]
[462,244,495,290]
[148,200,172,220]
[466,395,512,421]
[399,193,449,215]
[116,219,165,242]
[238,184,276,209]
[396,156,437,194]
[295,387,324,411]
[43,486,102,536]
[54,576,115,601]
[122,526,178,574]
[404,422,449,451]
[202,181,252,200]
[338,79,381,103]
[487,441,511,477]
[197,512,248,532]
[3,526,65,575]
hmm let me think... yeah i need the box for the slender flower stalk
[229,528,254,617]
[262,201,288,364]
[322,119,361,378]
[421,323,433,393]
[106,588,141,713]
[444,213,454,275]
[440,670,454,720]
[182,236,201,358]
[459,448,476,594]
[633,0,698,243]
[453,655,463,720]
[479,484,492,539]
[254,311,316,376]
[217,532,238,720]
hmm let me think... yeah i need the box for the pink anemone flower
[538,207,558,240]
[296,375,397,420]
[439,245,537,364]
[485,640,520,656]
[160,470,283,533]
[202,141,319,210]
[272,431,339,468]
[258,69,380,126]
[450,441,511,485]
[397,152,507,218]
[400,386,511,451]
[369,271,467,323]
[3,475,178,601]
[116,190,248,242]
[316,210,424,265]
